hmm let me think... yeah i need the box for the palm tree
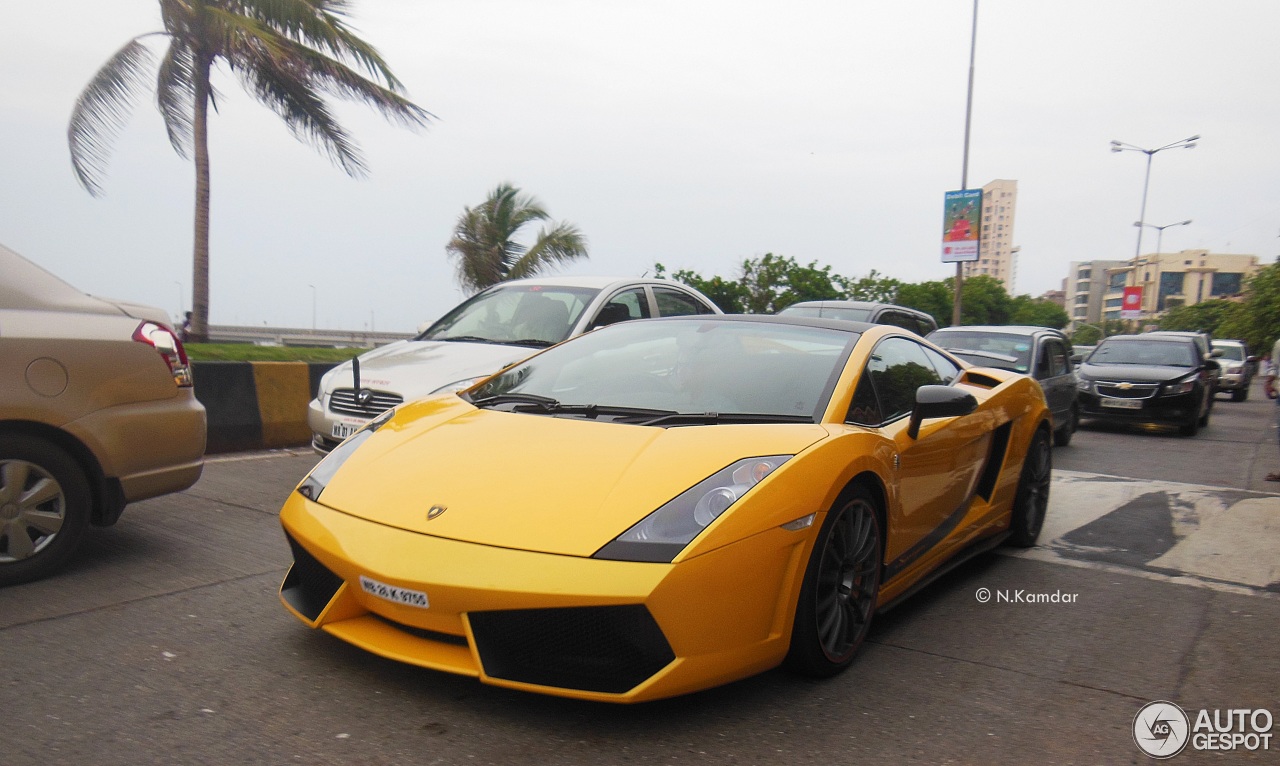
[68,0,430,342]
[447,183,589,294]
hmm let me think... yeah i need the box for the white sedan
[308,276,721,452]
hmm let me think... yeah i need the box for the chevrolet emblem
[1117,382,1133,390]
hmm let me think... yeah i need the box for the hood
[325,340,535,397]
[1079,363,1195,384]
[315,400,830,556]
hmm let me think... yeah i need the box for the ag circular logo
[1133,701,1190,758]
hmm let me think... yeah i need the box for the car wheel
[1232,387,1247,402]
[784,485,882,678]
[1053,406,1077,447]
[1179,416,1200,437]
[0,435,91,587]
[1008,429,1051,548]
[1198,390,1212,427]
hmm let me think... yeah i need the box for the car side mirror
[907,385,978,439]
[1070,354,1083,365]
[1248,355,1260,363]
[1204,359,1221,372]
[1210,349,1224,358]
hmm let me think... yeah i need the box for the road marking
[1009,470,1280,597]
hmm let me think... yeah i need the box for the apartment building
[961,179,1018,292]
[1099,250,1259,321]
[1065,259,1129,326]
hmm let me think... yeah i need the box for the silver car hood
[323,339,537,398]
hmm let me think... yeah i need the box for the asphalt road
[3,382,1278,765]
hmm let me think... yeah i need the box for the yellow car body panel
[279,320,1052,702]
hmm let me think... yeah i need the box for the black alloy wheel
[1008,429,1051,548]
[785,486,883,677]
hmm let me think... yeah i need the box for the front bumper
[279,492,810,702]
[307,397,370,453]
[1077,389,1200,424]
[1215,372,1249,391]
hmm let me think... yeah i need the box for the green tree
[835,270,902,303]
[958,275,1014,325]
[447,183,588,294]
[896,280,952,327]
[1158,299,1240,336]
[653,264,749,313]
[1217,262,1280,353]
[740,253,841,313]
[69,0,430,342]
[1009,296,1070,329]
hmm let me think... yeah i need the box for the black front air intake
[281,532,344,621]
[469,605,675,694]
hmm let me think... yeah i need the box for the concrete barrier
[193,361,337,453]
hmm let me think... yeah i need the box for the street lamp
[1133,219,1192,256]
[308,284,317,330]
[1110,135,1199,260]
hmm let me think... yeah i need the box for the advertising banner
[941,189,982,263]
[1121,286,1143,318]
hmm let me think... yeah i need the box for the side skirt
[876,531,1010,614]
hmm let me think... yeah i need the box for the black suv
[1075,334,1219,436]
[927,325,1078,446]
[777,301,938,336]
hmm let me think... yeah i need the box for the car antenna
[352,355,361,394]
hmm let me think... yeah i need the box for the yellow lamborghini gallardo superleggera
[279,315,1052,703]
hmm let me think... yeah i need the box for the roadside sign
[941,189,982,263]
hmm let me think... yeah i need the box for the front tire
[0,436,91,587]
[1008,430,1051,548]
[784,486,882,678]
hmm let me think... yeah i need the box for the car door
[1034,337,1074,427]
[849,336,990,573]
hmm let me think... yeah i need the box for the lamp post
[1110,135,1199,261]
[308,284,317,330]
[1134,218,1192,256]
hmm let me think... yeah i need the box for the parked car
[0,244,206,585]
[1145,330,1222,390]
[308,276,722,452]
[776,300,938,336]
[1075,333,1219,436]
[1209,339,1256,401]
[279,315,1052,702]
[927,325,1079,446]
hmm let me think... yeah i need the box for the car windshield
[466,319,856,422]
[418,284,600,346]
[930,331,1033,373]
[1089,340,1199,367]
[1212,343,1245,361]
[780,305,873,322]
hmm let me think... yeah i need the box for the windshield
[780,305,873,322]
[930,331,1033,373]
[419,284,600,346]
[467,318,856,421]
[1212,343,1245,361]
[1089,340,1199,367]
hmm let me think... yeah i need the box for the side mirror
[1248,355,1259,363]
[1203,359,1221,372]
[907,385,978,439]
[1210,349,1224,358]
[1070,354,1083,365]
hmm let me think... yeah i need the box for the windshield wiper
[467,392,560,409]
[431,335,496,344]
[467,395,673,420]
[491,338,555,348]
[629,412,814,427]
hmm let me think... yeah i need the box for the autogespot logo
[1133,701,1190,759]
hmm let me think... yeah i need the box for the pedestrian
[179,311,192,343]
[1266,342,1280,480]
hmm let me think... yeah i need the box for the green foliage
[740,253,842,313]
[1010,296,1070,329]
[895,281,952,326]
[1217,262,1280,353]
[185,344,365,362]
[1157,299,1239,335]
[958,276,1013,326]
[835,270,902,303]
[653,263,748,313]
[447,183,588,293]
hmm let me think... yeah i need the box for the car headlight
[593,456,792,563]
[1161,376,1197,396]
[1226,364,1244,374]
[430,376,484,395]
[296,409,394,502]
[1076,376,1092,392]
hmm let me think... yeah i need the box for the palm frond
[156,43,196,158]
[68,37,158,195]
[508,222,589,280]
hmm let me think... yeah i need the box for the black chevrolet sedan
[1076,334,1219,436]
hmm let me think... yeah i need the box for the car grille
[469,605,675,694]
[1095,381,1159,399]
[328,388,404,417]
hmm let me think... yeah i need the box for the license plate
[359,576,429,608]
[1101,397,1142,410]
[331,422,361,439]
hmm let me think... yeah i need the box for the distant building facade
[1099,250,1260,321]
[962,179,1018,293]
[1066,259,1128,327]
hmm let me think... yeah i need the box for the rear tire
[1231,388,1246,402]
[784,486,882,678]
[1008,430,1051,548]
[0,435,91,587]
[1053,406,1077,447]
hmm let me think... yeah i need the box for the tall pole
[1133,152,1155,261]
[308,284,317,330]
[952,0,979,327]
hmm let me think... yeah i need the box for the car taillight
[132,321,194,387]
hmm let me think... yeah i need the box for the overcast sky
[4,1,1279,332]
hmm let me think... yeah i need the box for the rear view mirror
[907,385,978,439]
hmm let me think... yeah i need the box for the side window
[589,287,650,329]
[865,337,946,423]
[1047,341,1070,376]
[921,345,962,383]
[846,373,883,426]
[1035,341,1054,379]
[878,311,918,333]
[653,287,716,317]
